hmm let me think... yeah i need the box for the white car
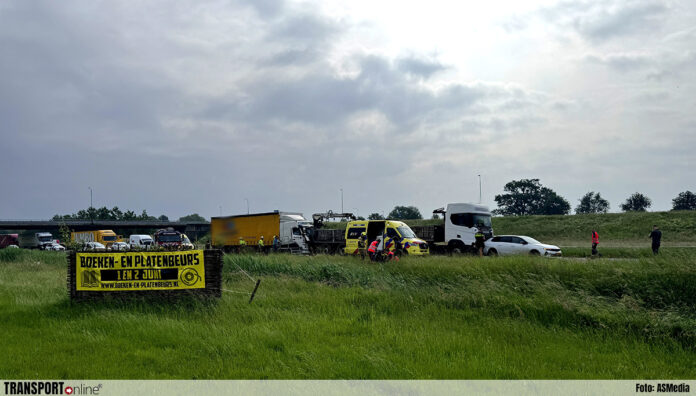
[44,242,66,251]
[110,242,130,251]
[84,242,107,251]
[484,235,562,257]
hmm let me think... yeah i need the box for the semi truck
[410,203,493,254]
[71,230,120,248]
[19,232,55,249]
[211,211,314,253]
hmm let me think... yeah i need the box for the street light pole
[478,175,482,204]
[245,198,249,214]
[88,186,93,223]
[340,188,344,213]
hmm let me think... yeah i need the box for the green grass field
[1,248,695,379]
[325,211,696,247]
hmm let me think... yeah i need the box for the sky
[1,0,694,220]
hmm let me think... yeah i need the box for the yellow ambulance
[344,220,429,255]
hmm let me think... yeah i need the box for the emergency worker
[258,236,265,254]
[368,238,379,261]
[475,231,485,257]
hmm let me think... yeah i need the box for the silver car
[84,242,107,251]
[110,242,130,251]
[44,242,66,251]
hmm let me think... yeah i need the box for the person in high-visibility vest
[475,231,485,257]
[258,236,265,254]
[238,237,247,254]
[367,238,379,261]
[591,230,599,256]
[357,232,367,260]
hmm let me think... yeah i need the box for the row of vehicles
[209,203,561,256]
[76,228,195,251]
[0,228,194,251]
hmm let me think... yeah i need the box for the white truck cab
[279,213,313,253]
[434,203,493,253]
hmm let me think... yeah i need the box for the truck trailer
[0,234,19,249]
[211,211,313,253]
[71,230,119,248]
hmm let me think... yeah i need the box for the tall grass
[1,249,695,379]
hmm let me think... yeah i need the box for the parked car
[110,242,130,251]
[484,235,562,257]
[83,242,107,251]
[44,242,66,251]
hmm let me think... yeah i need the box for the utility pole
[245,198,249,214]
[88,186,93,223]
[478,175,482,204]
[340,188,344,213]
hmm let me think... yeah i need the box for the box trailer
[211,211,313,253]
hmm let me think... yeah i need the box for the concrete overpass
[0,220,210,240]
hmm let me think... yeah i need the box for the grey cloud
[523,0,670,42]
[396,56,448,78]
[584,52,652,71]
[572,1,668,41]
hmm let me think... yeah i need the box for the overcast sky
[1,0,694,220]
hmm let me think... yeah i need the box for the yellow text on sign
[76,250,205,291]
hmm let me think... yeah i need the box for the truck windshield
[396,226,416,238]
[473,215,492,228]
[159,234,181,242]
[103,236,117,242]
[38,236,52,242]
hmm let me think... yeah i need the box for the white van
[129,234,154,250]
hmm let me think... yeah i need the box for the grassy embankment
[325,211,696,249]
[1,248,695,379]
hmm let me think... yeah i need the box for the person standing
[591,230,599,257]
[649,225,662,255]
[357,232,367,260]
[475,231,485,257]
[367,238,379,261]
[272,235,280,253]
[238,237,247,254]
[258,236,265,254]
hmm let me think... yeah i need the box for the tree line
[53,207,207,223]
[494,179,696,215]
[368,180,696,220]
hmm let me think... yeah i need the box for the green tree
[575,192,610,214]
[388,206,423,220]
[110,206,123,220]
[494,178,570,216]
[179,213,207,223]
[96,206,112,220]
[620,193,652,212]
[122,210,137,220]
[158,215,170,221]
[368,213,384,220]
[672,191,696,211]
